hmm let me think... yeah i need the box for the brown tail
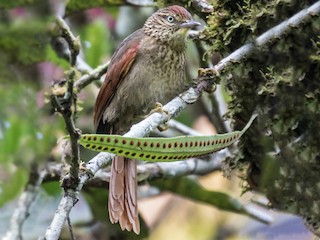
[108,156,140,234]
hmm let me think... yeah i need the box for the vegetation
[0,0,319,239]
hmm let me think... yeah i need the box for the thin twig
[201,93,229,133]
[168,119,202,136]
[67,216,76,240]
[43,2,320,239]
[44,15,83,240]
[125,0,155,7]
[3,169,46,240]
[192,0,214,13]
[51,81,81,186]
[56,17,80,66]
[44,149,224,187]
[87,150,226,186]
[74,61,110,92]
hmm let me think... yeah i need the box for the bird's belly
[130,57,185,112]
[104,50,186,132]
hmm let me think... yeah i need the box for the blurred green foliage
[81,19,113,68]
[152,177,254,216]
[0,21,49,66]
[0,0,42,8]
[0,84,63,207]
[65,0,124,16]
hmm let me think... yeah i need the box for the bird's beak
[180,20,201,29]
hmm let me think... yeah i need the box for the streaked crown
[143,5,200,50]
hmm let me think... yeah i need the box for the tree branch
[44,149,225,187]
[43,2,320,238]
[192,0,214,13]
[74,61,109,92]
[168,119,203,136]
[55,17,80,66]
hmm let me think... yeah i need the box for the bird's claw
[149,102,170,131]
[79,161,88,172]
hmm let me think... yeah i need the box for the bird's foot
[79,161,88,172]
[148,102,170,131]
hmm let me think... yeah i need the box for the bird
[93,5,200,234]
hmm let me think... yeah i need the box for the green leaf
[78,114,257,162]
[0,118,23,160]
[152,177,270,223]
[0,84,63,166]
[81,19,112,68]
[0,168,28,207]
[41,182,61,196]
[45,45,69,69]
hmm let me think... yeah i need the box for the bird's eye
[166,16,175,23]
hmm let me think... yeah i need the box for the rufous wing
[93,29,144,133]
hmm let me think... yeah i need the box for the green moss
[201,0,311,54]
[204,0,320,232]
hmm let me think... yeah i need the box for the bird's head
[143,5,200,50]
